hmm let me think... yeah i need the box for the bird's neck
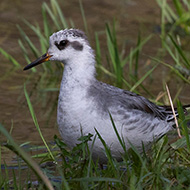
[60,55,96,93]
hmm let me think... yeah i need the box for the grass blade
[150,56,190,84]
[24,84,56,161]
[168,34,190,69]
[134,32,141,79]
[109,113,126,153]
[43,2,61,30]
[17,25,40,58]
[18,39,37,73]
[173,0,184,17]
[0,48,20,67]
[130,64,158,92]
[177,100,190,151]
[79,0,88,36]
[94,128,117,173]
[50,0,68,28]
[95,32,101,66]
[122,35,152,66]
[0,123,54,190]
[106,22,123,87]
[42,3,52,38]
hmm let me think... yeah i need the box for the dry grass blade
[165,84,182,138]
[155,91,166,102]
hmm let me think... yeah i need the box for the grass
[156,0,190,84]
[0,123,54,190]
[0,0,190,189]
[24,84,56,162]
[156,0,190,37]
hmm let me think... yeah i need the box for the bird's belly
[57,103,127,161]
[57,104,112,147]
[57,99,173,162]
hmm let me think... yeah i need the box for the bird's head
[23,29,93,70]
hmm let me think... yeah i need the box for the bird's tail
[163,104,190,122]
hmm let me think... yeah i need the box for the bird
[24,29,189,162]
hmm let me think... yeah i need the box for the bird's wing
[90,81,190,122]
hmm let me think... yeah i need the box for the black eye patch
[55,40,69,50]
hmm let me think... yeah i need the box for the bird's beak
[23,53,53,71]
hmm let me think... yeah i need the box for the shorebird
[24,29,189,162]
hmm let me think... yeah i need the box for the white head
[48,29,94,64]
[23,29,95,74]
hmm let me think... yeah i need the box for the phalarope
[24,29,189,162]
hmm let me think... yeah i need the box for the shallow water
[0,0,190,164]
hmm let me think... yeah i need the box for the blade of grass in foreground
[0,123,54,190]
[24,84,56,162]
[177,100,190,151]
[109,113,126,153]
[94,128,123,185]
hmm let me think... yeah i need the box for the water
[0,0,190,164]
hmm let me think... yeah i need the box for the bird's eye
[55,40,69,50]
[59,40,68,46]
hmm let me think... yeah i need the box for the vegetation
[0,0,190,189]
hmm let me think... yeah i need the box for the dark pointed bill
[23,53,52,71]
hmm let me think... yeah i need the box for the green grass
[156,0,190,36]
[1,0,190,189]
[0,123,54,190]
[1,109,190,189]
